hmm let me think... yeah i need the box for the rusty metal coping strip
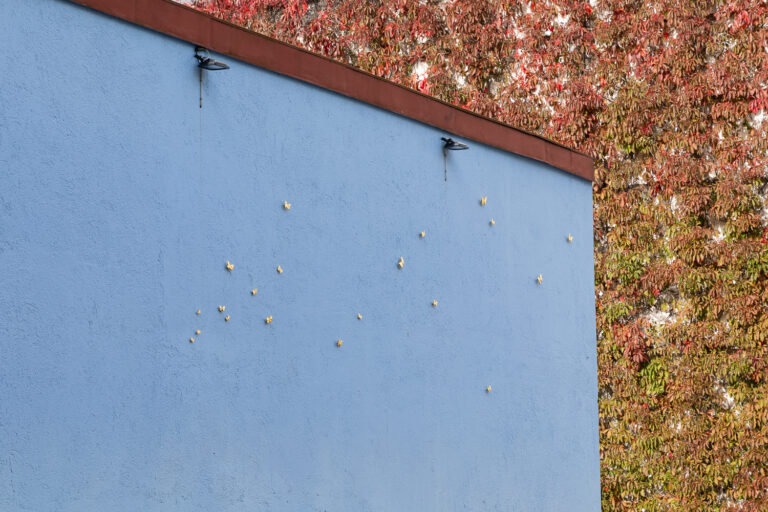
[68,0,594,181]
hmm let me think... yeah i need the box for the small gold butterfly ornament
[420,231,426,238]
[397,257,404,269]
[490,219,495,226]
[486,385,492,393]
[283,200,291,210]
[224,315,230,322]
[265,316,273,324]
[567,234,573,243]
[432,300,438,307]
[251,288,258,295]
[218,305,226,312]
[226,261,234,272]
[536,274,543,285]
[480,196,487,206]
[276,265,283,274]
[336,339,343,347]
[357,313,363,320]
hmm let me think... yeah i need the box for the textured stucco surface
[0,1,599,510]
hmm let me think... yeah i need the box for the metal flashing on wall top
[67,0,594,181]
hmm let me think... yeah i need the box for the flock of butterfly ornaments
[187,197,574,394]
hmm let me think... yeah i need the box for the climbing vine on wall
[189,0,768,509]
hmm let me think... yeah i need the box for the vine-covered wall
[0,1,597,510]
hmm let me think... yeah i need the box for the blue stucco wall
[0,1,599,510]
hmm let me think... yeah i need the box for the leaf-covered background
[188,0,768,509]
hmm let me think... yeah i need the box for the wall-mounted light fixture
[441,137,469,181]
[195,46,230,70]
[442,137,469,151]
[195,46,229,109]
